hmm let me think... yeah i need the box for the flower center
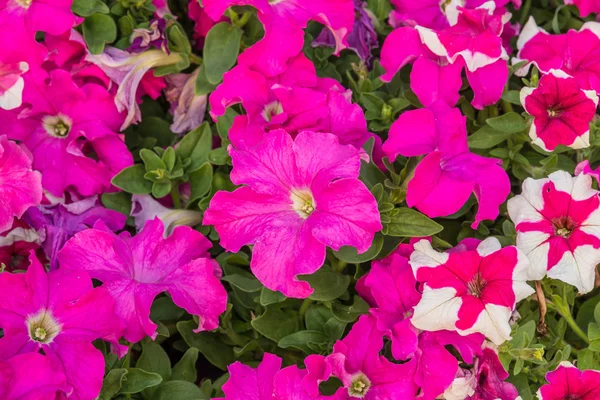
[14,0,32,8]
[467,272,487,298]
[26,309,62,345]
[348,372,371,398]
[262,101,283,122]
[42,114,72,139]
[552,216,578,238]
[547,108,562,118]
[291,189,316,218]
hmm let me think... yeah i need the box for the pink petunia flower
[507,171,600,294]
[537,362,600,399]
[58,218,228,343]
[202,0,354,77]
[409,237,534,344]
[24,195,126,270]
[0,252,124,400]
[209,54,372,152]
[565,0,600,17]
[389,0,451,30]
[516,17,600,94]
[327,314,418,399]
[520,70,598,151]
[468,346,519,400]
[382,101,510,228]
[3,69,133,197]
[0,353,67,399]
[0,0,76,36]
[0,219,41,271]
[0,135,42,233]
[203,130,381,298]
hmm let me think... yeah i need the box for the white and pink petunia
[409,238,534,344]
[520,70,598,151]
[507,171,600,293]
[537,362,600,399]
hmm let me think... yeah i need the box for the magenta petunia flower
[389,0,451,30]
[0,0,76,36]
[24,195,126,270]
[508,171,600,294]
[520,70,598,151]
[58,218,228,343]
[0,253,124,400]
[0,353,67,399]
[209,54,372,152]
[565,0,600,17]
[409,238,534,344]
[327,314,418,399]
[0,135,42,233]
[516,18,600,94]
[382,101,510,228]
[203,0,354,77]
[537,362,600,399]
[203,130,381,298]
[469,346,519,400]
[3,69,133,197]
[0,219,41,271]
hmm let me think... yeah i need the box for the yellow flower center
[27,309,62,344]
[291,189,316,218]
[349,372,371,398]
[42,114,72,139]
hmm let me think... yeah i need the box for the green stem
[555,303,590,344]
[332,260,347,273]
[299,299,313,317]
[189,54,202,65]
[171,183,182,209]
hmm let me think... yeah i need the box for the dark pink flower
[0,219,41,271]
[203,0,354,76]
[520,70,598,151]
[0,135,42,233]
[58,218,228,343]
[203,130,381,298]
[0,0,76,35]
[538,362,600,399]
[0,253,123,400]
[0,353,67,399]
[409,238,534,344]
[3,69,133,197]
[508,171,600,293]
[565,0,600,17]
[468,346,519,400]
[382,101,510,228]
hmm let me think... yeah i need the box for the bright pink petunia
[58,218,228,343]
[203,130,381,298]
[538,362,600,399]
[202,0,354,77]
[389,0,450,30]
[327,314,418,399]
[409,238,534,344]
[0,135,42,233]
[2,69,133,197]
[0,253,123,400]
[507,171,600,294]
[565,0,600,17]
[0,353,67,399]
[0,0,76,36]
[0,219,41,271]
[468,346,519,400]
[382,101,510,228]
[516,18,600,94]
[520,70,598,151]
[209,54,372,152]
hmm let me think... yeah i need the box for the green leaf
[260,287,286,306]
[486,112,527,133]
[140,149,166,171]
[333,234,384,263]
[589,323,600,342]
[216,108,238,140]
[501,90,522,106]
[152,181,172,199]
[278,330,329,354]
[99,369,127,400]
[162,147,176,171]
[251,307,301,342]
[386,208,443,237]
[208,147,231,165]
[101,192,131,216]
[72,0,109,16]
[119,368,163,394]
[222,273,263,292]
[203,22,242,84]
[189,163,213,202]
[594,301,600,325]
[195,64,218,96]
[589,339,600,352]
[324,318,347,341]
[300,266,351,301]
[176,123,213,171]
[172,348,199,383]
[152,381,208,400]
[137,343,172,381]
[177,320,235,371]
[166,23,192,55]
[151,296,185,322]
[468,125,515,149]
[112,165,153,194]
[330,296,369,323]
[83,13,117,54]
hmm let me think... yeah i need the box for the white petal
[520,86,535,113]
[517,236,550,280]
[415,26,447,57]
[547,246,600,294]
[459,303,512,345]
[570,172,596,200]
[411,286,461,332]
[582,21,600,39]
[517,16,543,51]
[583,89,599,106]
[507,194,544,225]
[520,177,549,211]
[476,237,502,257]
[409,239,450,275]
[570,130,590,150]
[0,77,24,110]
[548,170,575,195]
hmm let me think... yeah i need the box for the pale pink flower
[507,171,600,293]
[203,130,381,298]
[58,218,228,343]
[409,238,534,344]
